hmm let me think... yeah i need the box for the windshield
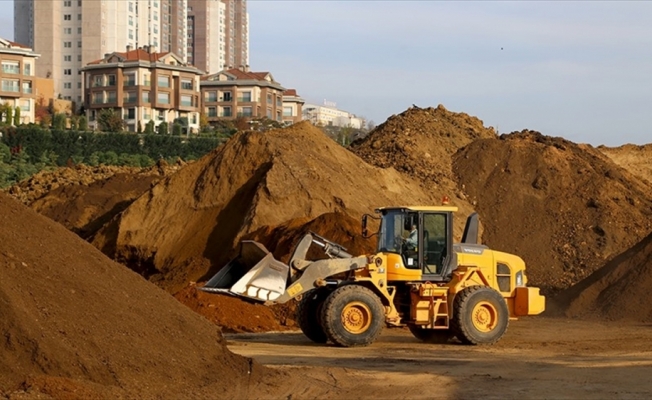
[377,210,415,253]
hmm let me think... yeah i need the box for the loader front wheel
[297,288,330,343]
[451,286,509,345]
[321,285,384,347]
[408,326,453,344]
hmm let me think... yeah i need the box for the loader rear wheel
[321,285,384,347]
[451,286,509,345]
[408,326,452,344]
[297,288,330,343]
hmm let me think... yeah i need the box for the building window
[157,92,170,104]
[124,91,137,104]
[142,91,151,103]
[64,69,72,75]
[283,106,293,117]
[92,92,103,104]
[107,74,116,86]
[93,75,103,87]
[205,91,217,102]
[64,0,71,6]
[221,106,232,117]
[143,74,151,86]
[64,27,72,34]
[21,99,31,112]
[157,75,169,88]
[238,91,251,102]
[1,79,19,92]
[180,95,192,107]
[267,93,272,103]
[181,79,193,90]
[77,41,82,48]
[222,91,232,101]
[78,82,82,89]
[143,108,151,120]
[24,63,31,76]
[22,81,33,94]
[1,61,20,74]
[78,27,82,34]
[129,16,133,26]
[64,82,72,89]
[129,2,133,12]
[124,73,136,86]
[124,108,136,120]
[207,107,217,117]
[78,14,82,20]
[64,14,71,20]
[277,96,282,107]
[64,55,72,62]
[64,42,72,48]
[157,110,165,121]
[106,91,116,103]
[267,108,272,119]
[238,106,252,117]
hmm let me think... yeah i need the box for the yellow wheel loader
[201,206,545,347]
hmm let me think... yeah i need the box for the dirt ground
[227,317,652,399]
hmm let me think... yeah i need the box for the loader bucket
[199,241,290,302]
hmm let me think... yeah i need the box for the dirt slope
[350,104,497,237]
[0,192,258,397]
[91,122,439,293]
[554,231,652,322]
[598,143,652,184]
[453,130,652,293]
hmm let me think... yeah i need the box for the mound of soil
[555,231,652,322]
[350,105,497,237]
[598,143,652,184]
[453,130,652,293]
[0,192,258,397]
[92,122,439,294]
[5,163,179,205]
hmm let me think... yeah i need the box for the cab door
[421,212,453,280]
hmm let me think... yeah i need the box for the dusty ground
[227,317,652,399]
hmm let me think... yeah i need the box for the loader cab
[374,206,456,282]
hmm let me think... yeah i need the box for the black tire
[451,286,509,345]
[296,288,330,343]
[408,326,452,344]
[320,285,385,347]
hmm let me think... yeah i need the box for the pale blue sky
[3,0,651,146]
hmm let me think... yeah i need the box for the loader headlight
[515,270,525,287]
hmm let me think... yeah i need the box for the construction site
[3,104,652,398]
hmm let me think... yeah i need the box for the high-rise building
[14,0,177,107]
[187,0,225,74]
[187,0,248,74]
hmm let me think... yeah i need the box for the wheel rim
[341,301,372,334]
[471,301,498,333]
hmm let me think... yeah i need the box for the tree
[69,115,79,130]
[5,106,13,125]
[137,120,143,133]
[13,107,21,126]
[157,121,168,135]
[79,115,88,131]
[172,122,182,136]
[199,113,209,133]
[144,120,155,134]
[52,113,66,130]
[97,108,125,132]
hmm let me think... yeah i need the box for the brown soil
[350,104,497,238]
[0,192,258,398]
[554,230,652,322]
[598,143,652,184]
[5,163,179,205]
[453,130,652,294]
[91,121,440,294]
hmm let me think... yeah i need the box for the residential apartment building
[281,89,304,125]
[0,38,39,124]
[81,47,203,133]
[303,102,364,129]
[14,0,181,106]
[187,0,226,74]
[201,67,284,123]
[221,0,249,69]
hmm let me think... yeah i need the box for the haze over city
[2,0,651,146]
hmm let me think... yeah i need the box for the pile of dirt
[453,130,652,294]
[597,143,652,184]
[5,162,180,205]
[0,192,260,398]
[350,105,497,237]
[554,231,652,322]
[91,121,440,294]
